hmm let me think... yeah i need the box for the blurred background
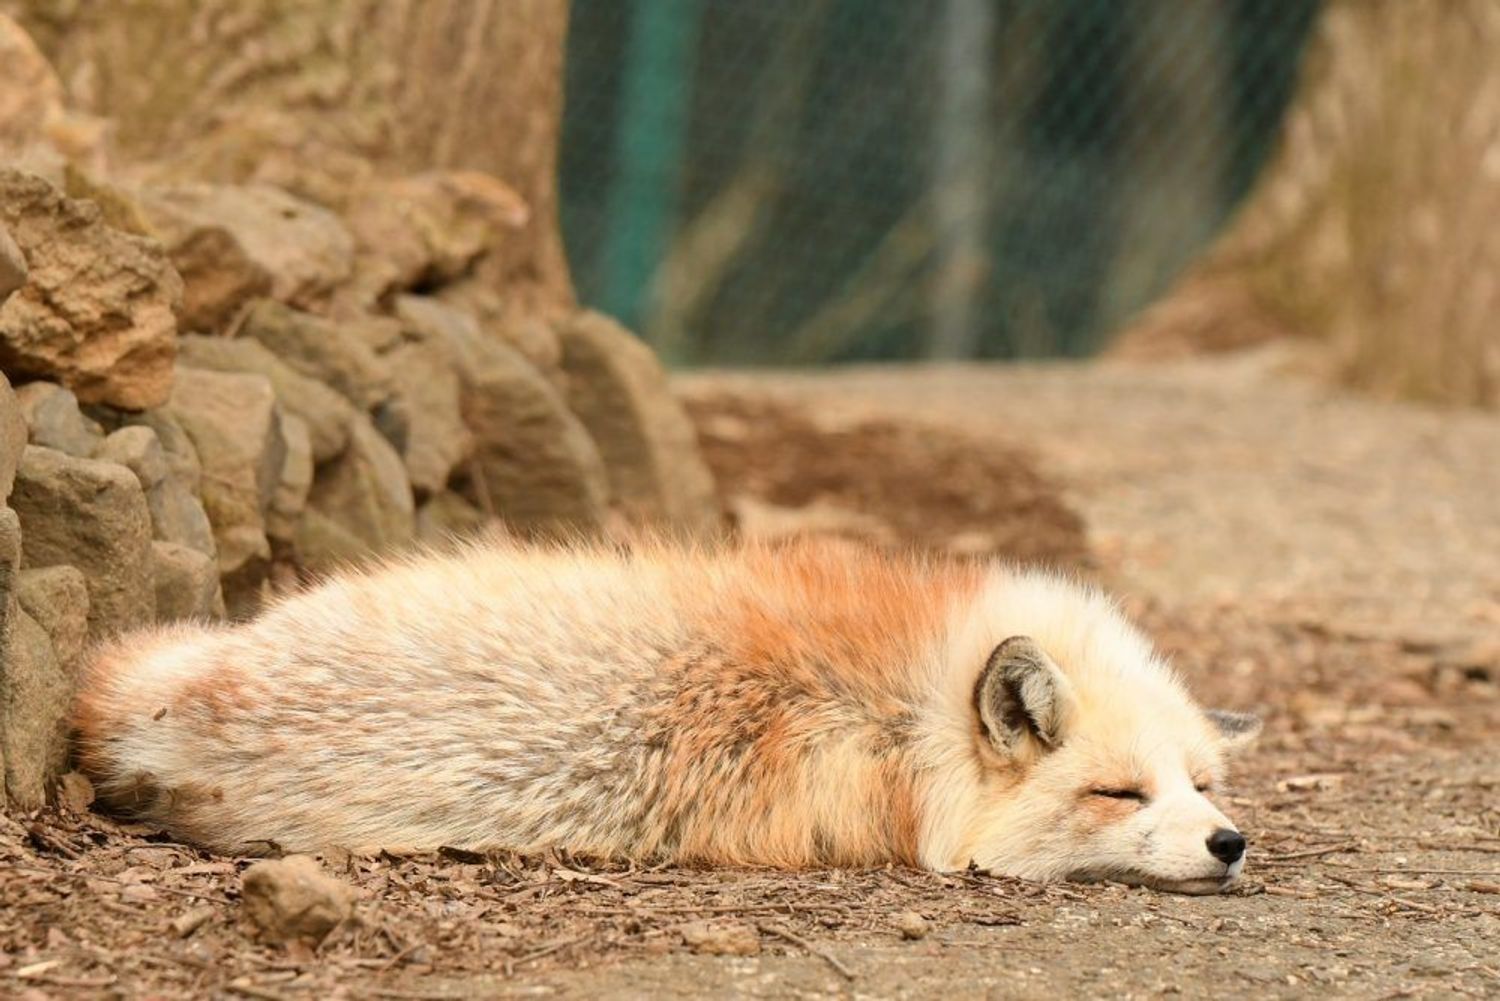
[562,0,1318,365]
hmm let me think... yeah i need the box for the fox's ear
[975,636,1075,757]
[1207,709,1262,749]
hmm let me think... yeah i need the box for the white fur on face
[919,569,1252,893]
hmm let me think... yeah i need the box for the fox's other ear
[975,636,1075,757]
[1207,709,1262,749]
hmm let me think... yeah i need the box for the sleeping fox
[74,536,1260,894]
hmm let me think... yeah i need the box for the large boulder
[14,381,103,456]
[432,310,608,536]
[0,224,25,306]
[557,311,722,537]
[165,367,285,617]
[137,184,353,319]
[94,424,216,557]
[0,169,181,410]
[178,334,356,463]
[300,418,414,572]
[9,446,153,641]
[239,300,391,411]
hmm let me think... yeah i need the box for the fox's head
[924,573,1261,894]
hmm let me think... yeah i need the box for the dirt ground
[4,350,1499,999]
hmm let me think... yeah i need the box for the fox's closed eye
[1091,788,1146,801]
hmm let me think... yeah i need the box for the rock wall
[0,14,722,808]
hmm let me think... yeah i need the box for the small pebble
[895,910,929,940]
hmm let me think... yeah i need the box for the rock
[343,170,530,301]
[294,508,374,574]
[62,165,155,238]
[427,311,607,536]
[0,169,181,410]
[178,333,356,463]
[557,311,721,537]
[301,418,414,572]
[266,412,313,549]
[138,183,353,315]
[97,423,216,557]
[10,446,153,640]
[679,921,761,957]
[0,224,25,305]
[122,409,202,496]
[894,911,929,940]
[240,300,392,411]
[415,491,490,544]
[436,280,562,373]
[57,770,95,813]
[240,855,356,946]
[13,382,102,456]
[6,556,89,809]
[385,297,478,494]
[0,15,61,157]
[15,564,89,674]
[151,541,225,622]
[0,609,65,807]
[0,373,27,498]
[165,368,285,617]
[0,506,17,800]
[93,425,167,489]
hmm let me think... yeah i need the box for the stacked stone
[0,15,721,808]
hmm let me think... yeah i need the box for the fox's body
[77,538,1257,891]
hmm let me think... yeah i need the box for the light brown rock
[15,564,89,676]
[0,224,25,305]
[98,422,216,558]
[343,170,530,302]
[151,540,225,622]
[1,608,65,808]
[240,300,392,411]
[0,15,61,156]
[0,373,27,499]
[14,381,102,456]
[558,311,721,537]
[679,921,761,957]
[436,278,562,373]
[302,418,414,572]
[241,855,356,945]
[426,311,607,536]
[0,505,18,802]
[385,297,477,494]
[894,910,930,940]
[138,184,352,314]
[294,507,375,574]
[266,412,313,549]
[414,491,490,544]
[3,560,88,808]
[10,446,153,640]
[165,368,285,617]
[178,334,356,463]
[0,169,181,410]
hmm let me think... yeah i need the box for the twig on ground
[758,923,856,981]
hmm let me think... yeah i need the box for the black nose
[1206,828,1246,864]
